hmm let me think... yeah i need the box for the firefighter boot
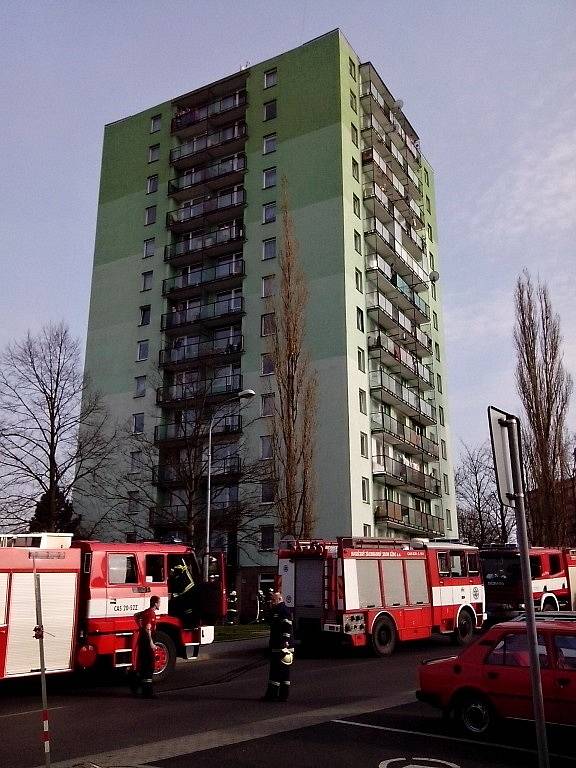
[278,682,290,701]
[142,680,157,699]
[261,682,280,701]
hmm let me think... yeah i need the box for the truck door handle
[557,678,570,688]
[109,599,117,604]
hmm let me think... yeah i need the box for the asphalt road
[0,635,572,768]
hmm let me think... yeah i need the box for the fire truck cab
[480,545,576,622]
[0,533,226,682]
[278,537,485,656]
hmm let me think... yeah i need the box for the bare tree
[514,270,573,545]
[269,178,317,538]
[456,441,514,547]
[0,323,117,533]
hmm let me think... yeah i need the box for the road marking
[332,719,576,762]
[0,706,67,720]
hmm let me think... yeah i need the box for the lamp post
[204,387,255,581]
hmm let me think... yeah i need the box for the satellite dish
[429,270,440,284]
[393,99,404,111]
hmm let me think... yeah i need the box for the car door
[548,633,576,725]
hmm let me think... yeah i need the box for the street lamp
[204,388,256,580]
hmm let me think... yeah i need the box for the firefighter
[168,559,198,626]
[261,592,294,702]
[131,595,160,698]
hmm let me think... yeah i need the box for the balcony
[400,223,426,261]
[367,333,433,389]
[164,223,244,267]
[167,155,246,202]
[366,292,432,358]
[162,296,245,334]
[370,410,439,460]
[167,189,245,229]
[363,182,393,226]
[170,123,247,170]
[154,416,242,446]
[163,259,244,299]
[362,147,404,202]
[157,374,243,406]
[150,500,241,527]
[372,455,441,499]
[171,90,247,138]
[369,369,436,426]
[361,114,407,182]
[364,218,429,291]
[373,499,444,535]
[159,335,243,369]
[365,254,429,324]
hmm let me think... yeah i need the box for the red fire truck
[277,537,485,656]
[0,532,227,682]
[480,545,576,622]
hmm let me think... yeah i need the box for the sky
[1,0,575,462]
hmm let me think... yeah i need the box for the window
[108,554,138,584]
[146,554,165,583]
[429,252,435,271]
[143,237,155,258]
[139,305,151,326]
[361,477,370,503]
[441,439,447,460]
[357,347,366,372]
[130,450,142,473]
[360,431,368,457]
[148,144,160,163]
[141,271,153,290]
[261,393,275,417]
[263,100,277,121]
[260,313,275,336]
[150,114,161,133]
[467,552,479,574]
[433,311,438,330]
[351,123,358,147]
[354,230,362,253]
[349,57,356,80]
[144,205,156,225]
[363,524,371,537]
[261,274,276,297]
[355,268,363,293]
[136,340,149,361]
[445,509,452,530]
[146,175,158,194]
[262,237,277,260]
[261,481,275,504]
[356,307,364,332]
[132,413,144,434]
[437,552,450,575]
[263,167,277,189]
[261,353,275,375]
[426,195,431,213]
[443,473,450,494]
[427,224,433,242]
[423,167,430,186]
[353,194,360,217]
[486,633,548,669]
[134,375,146,397]
[350,90,357,113]
[264,68,277,88]
[435,342,441,361]
[431,281,437,301]
[263,133,277,154]
[549,554,562,574]
[352,158,359,181]
[262,202,276,223]
[439,406,445,426]
[359,388,367,414]
[554,635,576,670]
[260,435,273,460]
[259,524,275,550]
[437,373,443,393]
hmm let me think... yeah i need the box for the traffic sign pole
[32,559,51,768]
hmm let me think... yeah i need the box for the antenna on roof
[240,61,251,71]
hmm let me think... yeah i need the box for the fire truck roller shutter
[0,573,7,625]
[5,572,77,675]
[294,559,323,635]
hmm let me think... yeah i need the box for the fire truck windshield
[481,553,541,585]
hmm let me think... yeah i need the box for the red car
[417,614,576,735]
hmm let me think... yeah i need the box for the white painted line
[332,719,576,762]
[0,706,67,720]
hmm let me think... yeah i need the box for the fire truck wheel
[370,615,397,657]
[452,608,475,646]
[542,599,556,611]
[153,631,176,682]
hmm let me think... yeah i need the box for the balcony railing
[167,189,245,226]
[170,123,247,166]
[155,416,242,443]
[366,292,432,357]
[164,223,244,264]
[162,297,244,331]
[157,374,243,405]
[373,499,444,534]
[168,155,246,197]
[159,335,243,366]
[369,369,436,423]
[372,455,441,496]
[367,333,433,387]
[370,410,439,458]
[172,91,247,133]
[163,259,244,296]
[364,217,429,290]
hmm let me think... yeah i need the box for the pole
[204,412,214,582]
[32,559,51,768]
[505,416,549,768]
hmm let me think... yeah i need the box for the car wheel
[452,608,475,646]
[153,630,176,682]
[454,692,494,736]
[370,615,397,657]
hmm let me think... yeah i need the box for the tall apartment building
[81,29,456,609]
